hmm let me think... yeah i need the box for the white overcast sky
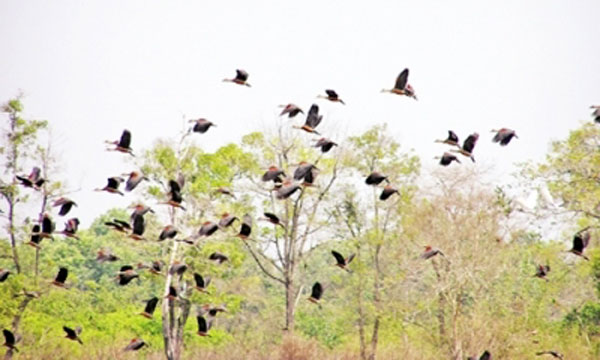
[1,1,599,226]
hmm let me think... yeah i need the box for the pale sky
[1,1,599,226]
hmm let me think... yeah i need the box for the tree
[331,124,420,360]
[0,94,48,274]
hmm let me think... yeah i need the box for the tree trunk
[285,277,295,332]
[369,244,382,360]
[162,239,179,360]
[357,245,367,360]
[7,200,21,274]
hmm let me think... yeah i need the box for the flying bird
[567,228,591,260]
[196,315,212,337]
[165,286,178,301]
[331,250,355,271]
[293,104,323,134]
[2,329,18,352]
[28,224,42,248]
[96,249,119,263]
[123,171,148,192]
[116,265,139,286]
[16,166,45,189]
[104,219,131,233]
[381,68,418,100]
[318,89,345,105]
[105,129,134,156]
[451,132,479,162]
[294,162,319,186]
[52,267,68,288]
[262,166,286,183]
[169,261,188,277]
[138,260,163,275]
[199,221,219,237]
[59,218,80,239]
[492,128,518,146]
[162,177,186,210]
[218,213,238,229]
[0,269,11,283]
[308,282,324,304]
[379,185,399,201]
[534,264,550,280]
[140,297,159,319]
[214,187,236,198]
[279,104,304,118]
[365,172,388,186]
[189,118,216,134]
[421,245,445,260]
[261,212,285,228]
[201,304,227,318]
[209,252,229,264]
[40,213,55,239]
[435,152,461,166]
[129,213,146,241]
[237,214,252,239]
[63,326,83,345]
[223,69,251,87]
[435,130,460,147]
[276,180,302,200]
[123,338,146,352]
[158,225,178,241]
[193,273,211,293]
[313,138,338,153]
[95,177,124,196]
[52,197,77,216]
[591,105,600,123]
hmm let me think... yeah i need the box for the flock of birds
[1,68,598,360]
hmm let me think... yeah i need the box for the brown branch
[242,240,285,284]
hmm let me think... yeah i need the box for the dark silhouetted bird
[193,273,211,293]
[124,171,148,192]
[63,326,83,345]
[2,329,18,352]
[116,265,139,286]
[308,282,324,304]
[223,69,251,87]
[421,245,445,260]
[0,269,11,283]
[95,177,124,196]
[189,118,216,134]
[381,68,418,100]
[293,104,323,134]
[313,137,338,153]
[52,197,77,216]
[435,130,460,147]
[16,166,45,189]
[379,185,399,201]
[365,172,388,186]
[123,338,145,352]
[196,315,212,336]
[492,128,518,146]
[209,252,229,264]
[262,166,286,183]
[237,214,252,239]
[279,104,304,118]
[435,152,461,166]
[106,129,134,156]
[52,267,68,288]
[318,89,345,104]
[331,250,355,271]
[568,229,591,260]
[140,297,159,319]
[534,264,550,280]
